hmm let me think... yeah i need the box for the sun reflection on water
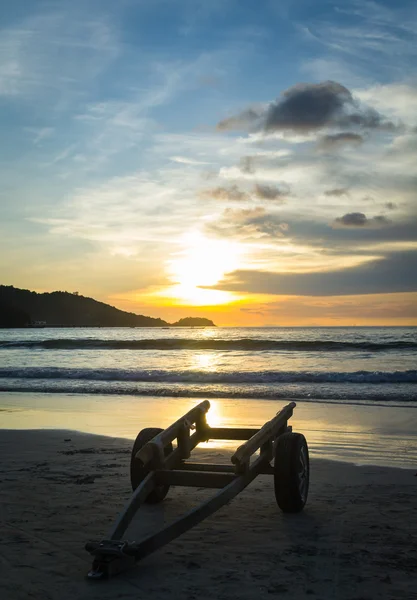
[192,352,217,371]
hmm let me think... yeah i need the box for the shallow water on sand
[1,392,416,468]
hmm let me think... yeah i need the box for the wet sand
[1,392,417,468]
[1,428,416,600]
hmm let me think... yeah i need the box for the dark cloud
[253,184,286,202]
[200,185,249,202]
[385,202,397,210]
[201,183,287,203]
[265,81,352,132]
[209,207,288,238]
[217,108,261,131]
[208,250,417,296]
[318,132,364,150]
[285,217,417,250]
[217,80,397,134]
[332,213,392,229]
[324,188,350,197]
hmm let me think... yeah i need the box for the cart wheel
[274,432,309,513]
[130,428,173,503]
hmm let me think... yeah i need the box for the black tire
[274,432,309,513]
[130,427,173,504]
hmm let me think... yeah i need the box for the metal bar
[204,427,260,440]
[156,470,236,488]
[108,472,156,541]
[131,454,268,562]
[231,402,296,472]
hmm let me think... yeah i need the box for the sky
[1,0,416,326]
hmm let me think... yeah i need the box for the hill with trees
[171,317,215,327]
[0,286,215,328]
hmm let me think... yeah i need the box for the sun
[163,232,241,305]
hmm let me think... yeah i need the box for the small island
[171,317,215,327]
[0,285,216,328]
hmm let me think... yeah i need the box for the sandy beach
[1,427,416,600]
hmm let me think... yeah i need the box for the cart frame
[86,400,304,579]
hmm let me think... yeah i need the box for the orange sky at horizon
[108,289,417,327]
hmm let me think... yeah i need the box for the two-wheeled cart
[86,400,309,578]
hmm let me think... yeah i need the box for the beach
[1,326,416,598]
[1,398,417,600]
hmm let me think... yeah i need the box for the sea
[0,326,416,406]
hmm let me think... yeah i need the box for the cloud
[32,169,210,247]
[385,202,397,210]
[209,250,417,296]
[200,184,250,202]
[324,188,350,197]
[356,84,417,126]
[238,293,417,323]
[265,81,351,132]
[332,213,392,229]
[286,217,417,250]
[300,3,417,85]
[170,156,210,165]
[318,132,364,150]
[239,156,256,174]
[217,108,262,131]
[217,81,397,135]
[237,150,293,175]
[208,207,288,239]
[0,11,119,101]
[253,184,287,201]
[201,183,287,203]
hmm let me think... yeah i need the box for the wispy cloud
[317,132,364,150]
[0,9,119,102]
[300,1,417,78]
[170,156,210,165]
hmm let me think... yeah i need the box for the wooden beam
[156,470,236,489]
[231,402,296,473]
[164,431,202,470]
[204,427,260,440]
[135,400,210,466]
[179,462,274,475]
[108,472,156,541]
[177,423,191,459]
[179,462,236,473]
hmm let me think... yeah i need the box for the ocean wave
[1,338,417,351]
[1,379,416,406]
[0,367,416,384]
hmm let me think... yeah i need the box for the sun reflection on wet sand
[1,393,416,467]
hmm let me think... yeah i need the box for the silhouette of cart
[85,400,309,579]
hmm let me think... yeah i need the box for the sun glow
[163,233,241,305]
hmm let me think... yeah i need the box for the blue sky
[1,0,416,324]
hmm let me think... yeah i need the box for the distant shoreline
[0,324,216,329]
